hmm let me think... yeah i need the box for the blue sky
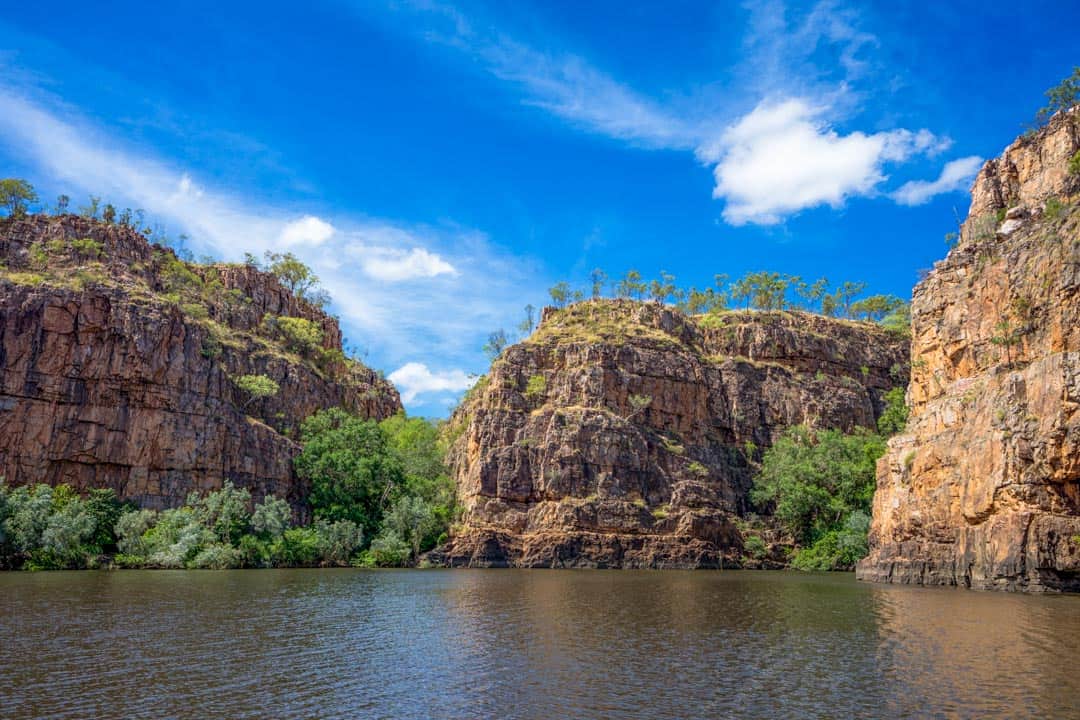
[0,1,1076,416]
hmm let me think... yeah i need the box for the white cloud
[279,215,335,246]
[0,84,547,410]
[381,1,970,226]
[891,155,984,206]
[355,246,457,282]
[388,362,473,403]
[709,98,946,225]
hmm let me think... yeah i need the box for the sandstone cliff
[858,108,1080,591]
[0,215,401,513]
[433,300,908,567]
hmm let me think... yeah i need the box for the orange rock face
[858,109,1080,591]
[0,216,401,513]
[432,300,908,568]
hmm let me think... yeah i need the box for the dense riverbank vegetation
[748,386,908,571]
[0,412,455,570]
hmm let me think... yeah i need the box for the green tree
[294,408,404,537]
[233,374,280,409]
[0,179,38,219]
[548,281,571,308]
[795,277,829,311]
[1036,67,1080,125]
[383,495,438,560]
[263,251,326,306]
[589,268,607,298]
[517,304,536,336]
[251,495,291,540]
[877,387,909,436]
[54,194,70,215]
[849,294,905,322]
[750,425,885,546]
[273,316,324,357]
[648,271,678,304]
[187,482,252,545]
[482,329,508,361]
[615,270,646,300]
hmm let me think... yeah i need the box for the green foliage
[70,237,105,260]
[295,408,404,537]
[1069,150,1080,176]
[0,178,38,218]
[751,425,885,548]
[743,534,767,561]
[365,530,412,567]
[233,374,280,408]
[1044,197,1065,220]
[187,482,251,545]
[251,495,291,540]
[263,251,328,307]
[877,387,909,436]
[272,316,324,357]
[524,374,547,402]
[790,511,870,571]
[482,329,509,361]
[1036,67,1080,125]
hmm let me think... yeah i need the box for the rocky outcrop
[858,109,1080,591]
[0,215,401,513]
[432,300,908,567]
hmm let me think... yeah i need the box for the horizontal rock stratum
[0,215,401,514]
[431,300,908,568]
[858,109,1080,591]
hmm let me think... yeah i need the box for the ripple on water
[1,569,1078,720]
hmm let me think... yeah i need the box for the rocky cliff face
[433,300,908,567]
[0,215,401,513]
[858,109,1080,591]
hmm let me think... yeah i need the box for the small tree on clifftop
[0,179,37,219]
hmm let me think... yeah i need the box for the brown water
[1,570,1078,719]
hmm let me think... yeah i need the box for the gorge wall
[433,300,908,567]
[0,215,401,513]
[858,109,1080,591]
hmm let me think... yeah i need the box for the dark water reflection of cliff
[1,570,1077,719]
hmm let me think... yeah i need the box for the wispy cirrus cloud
[0,82,542,410]
[373,0,976,224]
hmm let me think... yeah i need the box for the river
[1,569,1077,719]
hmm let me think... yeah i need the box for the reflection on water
[1,570,1077,719]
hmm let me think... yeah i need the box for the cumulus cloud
[0,84,547,412]
[388,362,473,403]
[380,1,972,226]
[354,246,457,282]
[707,99,947,225]
[279,215,336,246]
[891,155,984,206]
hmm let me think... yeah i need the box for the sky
[0,1,1076,416]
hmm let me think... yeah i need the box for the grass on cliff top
[522,300,691,349]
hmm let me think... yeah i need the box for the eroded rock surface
[858,109,1080,591]
[0,215,401,513]
[432,300,907,567]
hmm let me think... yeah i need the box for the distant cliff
[432,300,907,567]
[0,215,401,513]
[858,108,1080,591]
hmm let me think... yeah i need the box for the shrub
[1045,197,1065,220]
[70,238,104,260]
[251,495,291,540]
[1069,150,1080,176]
[751,425,885,546]
[294,408,404,537]
[877,386,909,436]
[233,374,280,409]
[524,374,547,402]
[366,530,412,567]
[743,534,767,561]
[188,543,243,569]
[274,316,324,356]
[187,482,251,545]
[115,508,157,557]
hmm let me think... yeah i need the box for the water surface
[2,570,1077,719]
